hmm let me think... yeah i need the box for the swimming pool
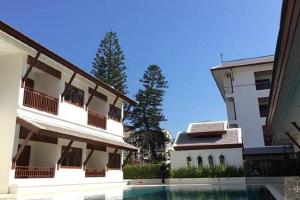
[116,185,275,200]
[13,185,275,200]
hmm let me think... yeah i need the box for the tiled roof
[176,129,240,146]
[188,121,226,133]
[211,55,274,70]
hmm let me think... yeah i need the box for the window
[254,70,272,90]
[255,79,271,90]
[61,146,82,168]
[186,156,192,166]
[64,84,84,107]
[219,155,225,165]
[258,97,269,117]
[108,153,121,169]
[229,124,238,128]
[208,155,214,167]
[109,105,122,122]
[197,156,203,167]
[262,125,266,135]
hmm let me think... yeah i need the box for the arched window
[186,156,192,166]
[219,154,225,165]
[197,156,203,167]
[208,155,214,167]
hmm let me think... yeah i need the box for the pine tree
[129,65,168,162]
[91,31,127,94]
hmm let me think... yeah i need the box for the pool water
[13,185,275,200]
[85,185,275,200]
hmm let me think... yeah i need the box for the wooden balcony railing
[88,111,106,129]
[23,88,58,115]
[15,166,55,178]
[85,168,106,177]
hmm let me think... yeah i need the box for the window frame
[109,104,122,122]
[208,155,214,167]
[197,156,203,167]
[63,83,85,108]
[108,153,121,169]
[255,79,271,90]
[60,146,83,168]
[186,156,192,167]
[219,154,225,165]
[258,97,269,117]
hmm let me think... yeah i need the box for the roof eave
[0,20,137,105]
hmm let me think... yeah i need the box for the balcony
[15,166,55,178]
[23,87,59,115]
[85,168,106,177]
[88,111,107,129]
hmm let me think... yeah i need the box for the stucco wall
[86,149,108,169]
[18,55,125,138]
[170,148,243,170]
[0,53,23,193]
[223,64,272,148]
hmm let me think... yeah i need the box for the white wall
[27,141,58,167]
[170,148,243,170]
[86,150,108,169]
[28,69,61,98]
[18,54,125,138]
[226,64,272,148]
[0,53,23,193]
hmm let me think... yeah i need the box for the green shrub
[171,165,245,178]
[123,164,170,179]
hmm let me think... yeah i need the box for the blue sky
[1,0,282,136]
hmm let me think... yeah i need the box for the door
[16,145,31,166]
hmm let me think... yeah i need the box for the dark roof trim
[211,61,274,71]
[187,131,226,137]
[0,20,136,105]
[223,55,274,63]
[266,0,300,136]
[173,143,243,151]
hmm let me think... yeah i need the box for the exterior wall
[170,148,243,170]
[9,138,124,184]
[0,53,23,193]
[86,150,108,169]
[223,64,272,148]
[17,54,125,138]
[0,32,129,193]
[26,141,58,167]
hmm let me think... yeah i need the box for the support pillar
[0,53,23,193]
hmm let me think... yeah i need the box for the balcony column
[0,53,23,194]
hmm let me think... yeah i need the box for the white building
[211,56,274,148]
[171,121,243,170]
[0,21,138,194]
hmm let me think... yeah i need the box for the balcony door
[25,78,34,89]
[16,145,31,166]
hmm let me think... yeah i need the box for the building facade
[266,0,300,152]
[211,56,274,148]
[0,21,137,194]
[171,121,243,170]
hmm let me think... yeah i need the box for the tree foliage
[91,31,127,94]
[129,65,168,162]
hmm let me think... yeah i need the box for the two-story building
[0,21,137,194]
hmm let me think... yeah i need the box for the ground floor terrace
[8,117,137,194]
